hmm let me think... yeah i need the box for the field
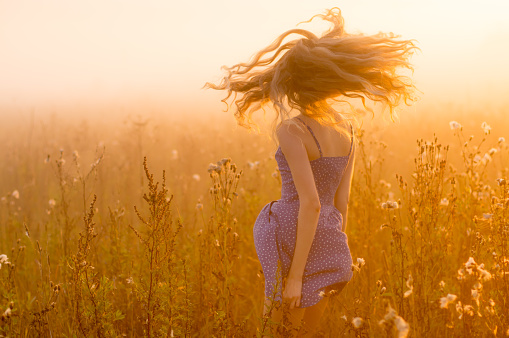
[1,102,509,337]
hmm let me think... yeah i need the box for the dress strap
[347,121,354,156]
[295,117,323,158]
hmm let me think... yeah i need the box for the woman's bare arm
[277,121,321,280]
[334,141,355,232]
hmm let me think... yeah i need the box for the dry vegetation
[1,103,509,337]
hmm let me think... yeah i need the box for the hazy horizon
[1,0,508,117]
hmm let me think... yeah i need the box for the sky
[1,0,508,115]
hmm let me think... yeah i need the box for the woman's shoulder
[276,118,308,145]
[276,117,306,134]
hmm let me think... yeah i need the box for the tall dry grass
[1,103,509,336]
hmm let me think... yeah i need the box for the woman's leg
[297,297,329,337]
[261,297,306,337]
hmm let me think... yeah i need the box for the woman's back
[288,116,354,161]
[275,116,354,206]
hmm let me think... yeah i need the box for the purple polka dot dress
[253,117,354,308]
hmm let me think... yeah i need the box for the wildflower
[381,201,399,209]
[48,199,56,208]
[192,174,200,181]
[380,286,386,294]
[58,158,66,166]
[378,304,410,338]
[247,161,260,169]
[340,315,347,321]
[11,190,19,199]
[471,289,480,307]
[126,277,134,284]
[207,163,218,174]
[485,299,495,315]
[481,122,491,135]
[394,316,410,338]
[474,280,483,291]
[196,203,203,211]
[0,254,8,270]
[488,148,498,155]
[499,137,505,143]
[72,150,80,160]
[449,121,462,130]
[440,198,449,206]
[271,170,279,179]
[482,153,492,164]
[473,154,482,165]
[497,178,506,186]
[465,257,477,269]
[215,239,220,247]
[457,267,466,280]
[220,158,231,166]
[456,301,464,319]
[463,304,474,317]
[379,179,391,189]
[352,317,363,328]
[477,266,492,281]
[318,290,325,297]
[440,294,457,309]
[352,258,365,272]
[404,274,413,298]
[439,280,445,288]
[171,150,178,160]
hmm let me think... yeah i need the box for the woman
[206,7,416,336]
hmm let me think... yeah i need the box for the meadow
[1,101,509,337]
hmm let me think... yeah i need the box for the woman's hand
[283,276,303,309]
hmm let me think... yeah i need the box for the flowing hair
[204,7,418,137]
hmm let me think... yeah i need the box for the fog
[1,0,508,118]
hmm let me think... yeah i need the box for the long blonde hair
[205,7,418,136]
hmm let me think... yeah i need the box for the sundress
[253,117,354,308]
